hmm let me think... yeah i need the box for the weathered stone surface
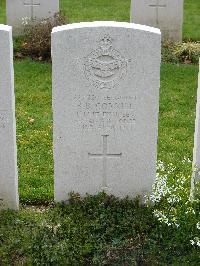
[6,0,59,35]
[52,21,161,202]
[0,25,19,210]
[130,0,184,42]
[192,61,200,186]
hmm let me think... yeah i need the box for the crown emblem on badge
[99,35,113,51]
[84,35,128,90]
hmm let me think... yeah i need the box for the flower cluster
[148,160,200,247]
[21,16,31,26]
[190,237,200,247]
[197,222,200,230]
[149,160,188,204]
[154,209,179,227]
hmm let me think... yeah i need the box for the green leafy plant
[19,12,67,61]
[173,42,200,64]
[162,41,200,64]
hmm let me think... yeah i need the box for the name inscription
[73,94,136,131]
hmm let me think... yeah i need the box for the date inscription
[73,94,136,131]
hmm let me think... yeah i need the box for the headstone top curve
[130,0,183,41]
[0,24,12,32]
[52,21,161,35]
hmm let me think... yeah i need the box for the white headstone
[6,0,59,35]
[0,25,19,210]
[192,60,200,186]
[130,0,184,42]
[52,22,161,202]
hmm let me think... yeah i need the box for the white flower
[21,16,31,26]
[185,207,196,215]
[182,157,192,163]
[197,222,200,230]
[156,160,165,171]
[190,237,200,247]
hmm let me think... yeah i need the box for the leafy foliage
[0,191,200,265]
[18,12,67,61]
[162,41,200,64]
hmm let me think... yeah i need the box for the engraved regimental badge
[84,35,128,89]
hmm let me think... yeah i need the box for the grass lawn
[0,0,200,40]
[15,61,53,204]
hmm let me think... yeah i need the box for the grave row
[6,0,184,42]
[0,22,199,211]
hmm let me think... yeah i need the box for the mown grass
[0,0,6,24]
[60,0,130,23]
[0,0,200,40]
[15,60,53,204]
[159,64,198,166]
[184,0,200,41]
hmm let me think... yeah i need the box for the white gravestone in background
[0,25,19,210]
[6,0,59,35]
[192,61,200,187]
[52,22,161,202]
[130,0,184,42]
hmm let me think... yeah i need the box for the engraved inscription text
[74,94,136,131]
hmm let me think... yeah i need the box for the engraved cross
[88,135,122,189]
[149,0,167,26]
[23,0,40,20]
